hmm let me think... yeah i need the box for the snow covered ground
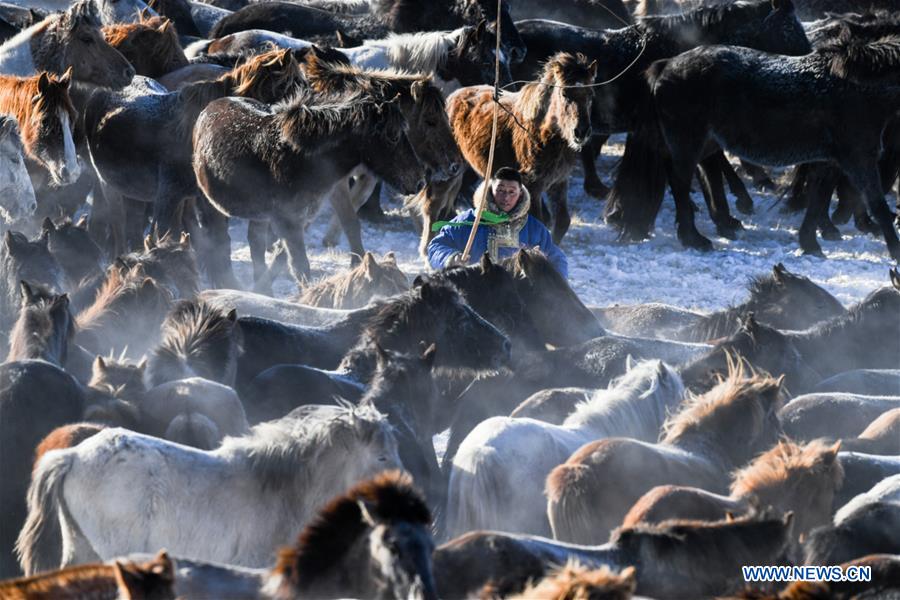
[229,136,896,312]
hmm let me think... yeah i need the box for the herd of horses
[0,0,896,597]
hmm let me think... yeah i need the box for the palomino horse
[0,117,34,226]
[17,404,401,572]
[445,359,685,538]
[85,48,301,257]
[0,1,134,88]
[0,70,80,187]
[414,51,596,252]
[102,16,188,79]
[546,362,786,544]
[193,86,426,286]
[622,440,844,541]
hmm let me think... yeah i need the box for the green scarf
[431,210,510,232]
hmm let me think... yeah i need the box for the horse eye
[80,36,94,44]
[425,119,438,128]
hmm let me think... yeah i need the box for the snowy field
[229,136,896,311]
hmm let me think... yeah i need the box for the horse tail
[545,461,601,545]
[603,58,669,241]
[165,412,222,450]
[444,446,509,540]
[16,450,75,575]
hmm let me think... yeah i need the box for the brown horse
[841,408,900,455]
[85,48,301,257]
[412,51,596,253]
[103,15,188,78]
[75,264,173,359]
[193,85,426,286]
[0,0,134,88]
[621,440,844,542]
[33,422,107,473]
[263,470,437,600]
[0,70,79,187]
[297,252,408,309]
[0,550,175,599]
[546,360,786,544]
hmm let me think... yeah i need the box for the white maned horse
[17,404,401,574]
[445,359,686,539]
[0,116,36,227]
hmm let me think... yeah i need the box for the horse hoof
[680,231,714,251]
[802,248,826,259]
[716,225,740,240]
[584,180,610,200]
[820,226,842,241]
[736,200,754,215]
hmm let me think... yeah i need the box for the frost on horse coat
[17,404,401,573]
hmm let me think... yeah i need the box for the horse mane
[103,16,187,77]
[0,71,75,151]
[149,298,240,378]
[802,285,899,338]
[361,279,458,345]
[730,440,844,499]
[297,252,407,308]
[636,0,775,37]
[220,404,389,492]
[662,356,783,445]
[382,28,460,74]
[273,86,403,155]
[75,264,169,332]
[0,562,118,598]
[513,52,592,125]
[504,561,636,600]
[269,470,430,595]
[26,0,101,72]
[820,33,900,84]
[176,48,301,137]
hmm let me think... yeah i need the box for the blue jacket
[427,208,569,278]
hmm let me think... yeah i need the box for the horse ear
[772,262,787,283]
[782,511,794,529]
[41,216,55,235]
[179,231,191,249]
[19,280,35,303]
[373,342,389,369]
[474,18,487,39]
[51,293,69,312]
[137,357,148,372]
[890,268,900,291]
[419,282,433,300]
[226,308,237,323]
[410,79,428,103]
[771,0,795,12]
[59,66,73,88]
[36,71,51,97]
[94,355,107,374]
[422,342,437,367]
[740,312,759,336]
[150,550,175,580]
[114,257,129,273]
[479,252,494,274]
[625,354,636,372]
[383,251,397,266]
[357,499,377,527]
[362,252,378,275]
[588,59,598,81]
[823,440,841,465]
[725,511,735,523]
[143,234,155,253]
[412,274,425,288]
[620,566,636,587]
[75,214,88,229]
[515,249,529,273]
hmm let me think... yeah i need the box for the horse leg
[547,179,570,244]
[799,166,840,257]
[327,177,366,263]
[195,198,239,289]
[606,126,668,241]
[666,153,713,251]
[93,181,128,256]
[271,213,311,286]
[581,134,610,200]
[841,158,900,262]
[247,220,271,294]
[357,180,386,223]
[150,171,185,239]
[740,159,775,192]
[123,197,147,249]
[719,153,755,215]
[835,176,879,235]
[698,152,742,239]
[417,173,464,258]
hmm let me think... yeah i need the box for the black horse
[648,33,900,258]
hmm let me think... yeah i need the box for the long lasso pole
[461,0,503,262]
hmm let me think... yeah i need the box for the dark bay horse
[0,70,80,187]
[6,281,73,366]
[85,48,302,256]
[415,51,596,251]
[513,0,811,245]
[192,86,426,285]
[103,15,188,79]
[649,32,900,259]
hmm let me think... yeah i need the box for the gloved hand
[445,252,467,267]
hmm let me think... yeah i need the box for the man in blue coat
[427,167,568,278]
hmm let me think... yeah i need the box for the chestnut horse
[412,51,596,254]
[0,70,79,186]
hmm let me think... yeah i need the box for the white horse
[2,0,153,26]
[0,116,36,226]
[834,473,900,524]
[445,359,686,539]
[17,404,401,574]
